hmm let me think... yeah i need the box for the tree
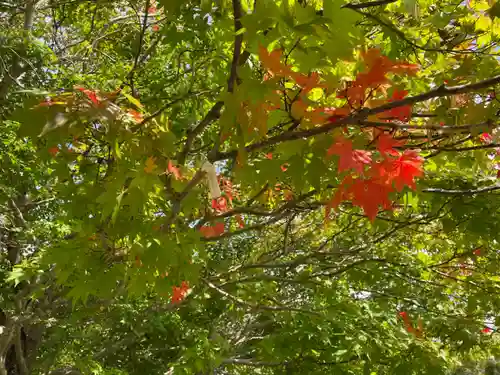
[2,0,500,374]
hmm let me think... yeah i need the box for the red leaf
[199,222,225,238]
[380,89,412,121]
[75,86,100,105]
[212,196,228,212]
[152,24,160,32]
[48,146,59,157]
[376,133,406,157]
[327,136,372,174]
[171,281,189,304]
[482,327,492,333]
[265,153,273,160]
[391,150,424,191]
[480,132,493,144]
[281,163,289,172]
[473,248,482,256]
[168,160,182,180]
[373,150,424,191]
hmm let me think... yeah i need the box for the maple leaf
[291,72,324,94]
[480,132,493,143]
[75,86,100,105]
[152,24,160,32]
[281,163,289,172]
[128,109,143,123]
[482,327,492,333]
[265,153,273,160]
[376,132,406,156]
[212,197,228,212]
[258,45,291,77]
[382,89,412,121]
[348,178,393,221]
[199,222,225,238]
[171,281,189,304]
[167,160,182,180]
[48,146,59,157]
[144,157,157,174]
[375,150,424,191]
[326,107,352,123]
[327,136,372,174]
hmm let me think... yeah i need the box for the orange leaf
[167,160,182,180]
[144,156,157,174]
[258,45,291,77]
[128,109,143,123]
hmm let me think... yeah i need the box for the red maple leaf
[212,196,228,212]
[48,146,59,157]
[75,86,100,105]
[482,327,492,333]
[171,281,189,304]
[328,176,393,221]
[327,107,352,123]
[348,178,393,221]
[480,132,493,143]
[199,222,225,238]
[376,132,406,157]
[382,89,412,121]
[390,150,424,191]
[152,24,160,32]
[168,160,182,180]
[373,150,424,191]
[327,136,372,174]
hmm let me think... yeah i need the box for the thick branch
[215,75,500,160]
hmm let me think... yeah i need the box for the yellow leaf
[144,157,157,174]
[476,15,492,31]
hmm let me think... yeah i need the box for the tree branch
[342,0,397,9]
[422,185,500,195]
[222,358,285,367]
[0,0,35,100]
[214,75,500,160]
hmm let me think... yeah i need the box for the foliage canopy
[3,0,500,374]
